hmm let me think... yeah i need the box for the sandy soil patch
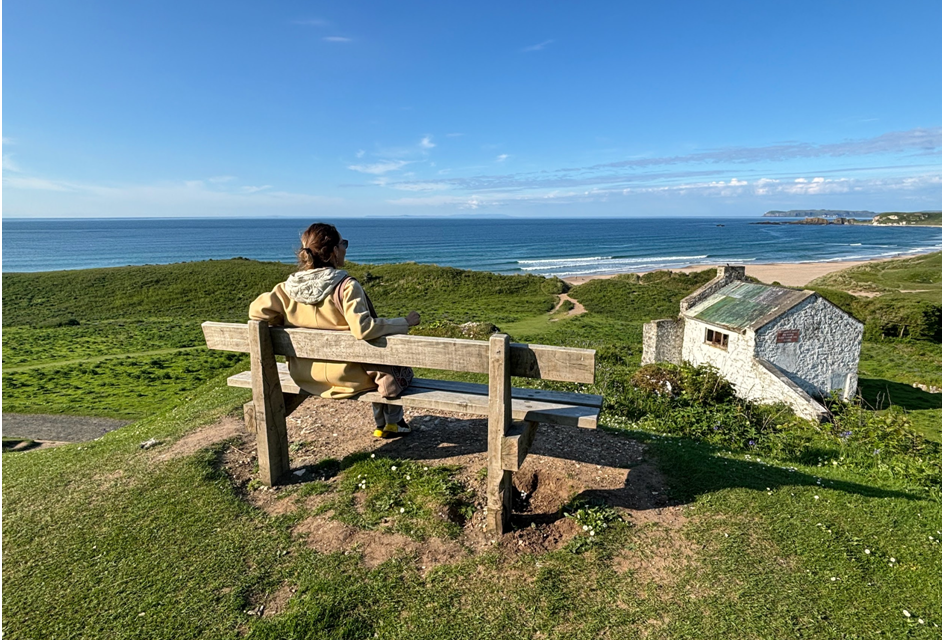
[550,293,586,320]
[198,395,685,571]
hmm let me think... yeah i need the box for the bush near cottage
[624,363,941,489]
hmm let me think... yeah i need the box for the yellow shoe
[372,428,386,438]
[382,420,412,438]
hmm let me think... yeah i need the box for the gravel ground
[2,414,131,443]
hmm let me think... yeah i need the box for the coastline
[561,251,940,288]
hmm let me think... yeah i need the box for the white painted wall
[754,297,863,399]
[681,316,832,420]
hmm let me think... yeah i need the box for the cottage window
[705,328,729,350]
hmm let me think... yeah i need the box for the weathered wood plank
[248,320,290,486]
[227,369,600,428]
[502,420,539,472]
[510,343,595,384]
[228,367,600,409]
[410,377,603,408]
[486,334,513,535]
[203,322,595,383]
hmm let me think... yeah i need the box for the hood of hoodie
[284,267,349,304]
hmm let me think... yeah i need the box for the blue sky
[3,1,941,218]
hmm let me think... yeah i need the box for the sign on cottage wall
[776,329,800,343]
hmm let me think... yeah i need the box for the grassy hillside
[871,211,942,226]
[808,252,941,302]
[3,257,941,638]
[2,260,562,419]
[807,252,942,343]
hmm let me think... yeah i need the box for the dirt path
[4,346,203,372]
[550,293,586,320]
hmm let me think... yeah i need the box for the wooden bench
[202,320,601,534]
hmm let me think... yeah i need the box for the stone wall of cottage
[641,319,684,365]
[754,296,863,400]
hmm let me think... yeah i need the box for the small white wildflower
[582,525,589,531]
[865,549,871,555]
[399,507,405,513]
[589,531,595,537]
[391,466,397,471]
[918,619,925,624]
[405,475,411,480]
[370,454,375,458]
[890,557,896,563]
[814,495,820,500]
[903,610,911,618]
[424,467,428,471]
[830,577,836,582]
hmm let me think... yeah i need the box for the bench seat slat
[409,377,602,409]
[226,368,599,429]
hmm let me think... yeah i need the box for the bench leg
[248,320,290,486]
[486,334,513,535]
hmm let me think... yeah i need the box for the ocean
[2,217,941,277]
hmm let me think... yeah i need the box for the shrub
[629,362,734,405]
[630,363,682,397]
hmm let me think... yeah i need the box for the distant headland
[759,210,941,227]
[763,209,874,218]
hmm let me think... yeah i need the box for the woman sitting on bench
[248,222,421,438]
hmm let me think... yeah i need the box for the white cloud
[496,154,509,162]
[3,154,21,172]
[3,175,75,191]
[522,40,554,52]
[347,160,411,175]
[389,182,451,192]
[207,175,237,184]
[239,185,273,194]
[324,36,353,43]
[419,136,435,149]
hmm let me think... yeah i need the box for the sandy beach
[561,254,931,288]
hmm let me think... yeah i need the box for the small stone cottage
[641,266,863,421]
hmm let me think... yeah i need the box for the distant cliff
[871,211,942,226]
[763,209,874,218]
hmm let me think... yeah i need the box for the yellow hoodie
[248,268,410,398]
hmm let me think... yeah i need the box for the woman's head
[297,223,345,269]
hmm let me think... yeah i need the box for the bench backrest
[202,321,594,384]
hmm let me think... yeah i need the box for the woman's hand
[406,311,421,327]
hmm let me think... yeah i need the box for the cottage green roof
[683,282,814,332]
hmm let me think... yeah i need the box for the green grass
[4,376,940,638]
[808,251,942,302]
[2,257,941,638]
[2,260,560,420]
